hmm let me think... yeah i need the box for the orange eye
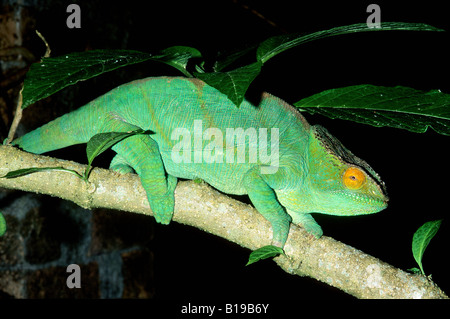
[343,167,365,190]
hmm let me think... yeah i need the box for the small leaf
[0,212,6,237]
[407,268,422,274]
[213,44,258,72]
[412,220,442,275]
[246,245,284,266]
[154,46,203,77]
[295,85,450,136]
[86,129,151,166]
[257,22,443,64]
[1,167,82,179]
[195,61,262,107]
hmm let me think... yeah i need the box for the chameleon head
[305,125,388,216]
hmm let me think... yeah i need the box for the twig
[232,0,288,34]
[35,30,51,58]
[4,31,51,145]
[4,85,23,145]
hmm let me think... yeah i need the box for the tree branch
[0,145,447,299]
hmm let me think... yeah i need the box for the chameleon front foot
[290,212,323,239]
[303,224,323,239]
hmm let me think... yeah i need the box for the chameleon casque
[13,76,388,249]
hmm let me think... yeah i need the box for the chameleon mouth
[315,189,388,216]
[343,190,388,214]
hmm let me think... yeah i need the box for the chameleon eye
[343,167,365,190]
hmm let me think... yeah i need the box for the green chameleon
[13,76,388,248]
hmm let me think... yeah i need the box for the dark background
[3,0,450,300]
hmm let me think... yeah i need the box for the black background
[11,0,450,300]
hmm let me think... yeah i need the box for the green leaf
[0,212,6,237]
[195,61,262,107]
[21,47,204,109]
[295,85,450,136]
[246,245,284,266]
[154,46,203,77]
[213,45,258,72]
[412,220,442,275]
[257,22,443,64]
[1,167,83,179]
[407,268,422,274]
[22,50,155,109]
[200,22,441,107]
[86,129,151,166]
[85,130,151,180]
[21,22,441,111]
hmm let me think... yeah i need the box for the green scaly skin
[13,76,388,249]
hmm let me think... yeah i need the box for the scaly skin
[13,76,388,248]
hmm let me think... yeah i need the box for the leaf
[193,178,203,184]
[1,167,83,179]
[412,220,442,275]
[213,44,258,72]
[257,22,443,64]
[195,61,262,107]
[246,245,284,266]
[407,268,422,274]
[21,47,204,109]
[86,129,151,166]
[0,212,6,237]
[294,84,450,136]
[200,22,441,107]
[154,46,203,77]
[22,50,155,108]
[21,23,442,110]
[85,130,151,180]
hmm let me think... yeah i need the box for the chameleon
[13,76,388,249]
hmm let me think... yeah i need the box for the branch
[0,146,447,299]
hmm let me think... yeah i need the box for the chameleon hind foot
[109,154,135,174]
[149,174,177,225]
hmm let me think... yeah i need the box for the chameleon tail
[13,103,104,154]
